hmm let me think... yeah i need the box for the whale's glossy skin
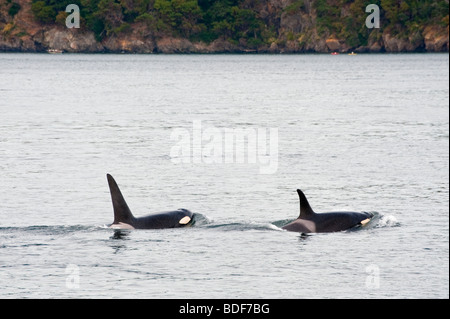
[282,189,373,233]
[107,174,193,230]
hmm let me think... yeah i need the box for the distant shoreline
[1,33,447,54]
[1,1,448,55]
[1,50,448,54]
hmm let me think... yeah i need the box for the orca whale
[107,174,193,229]
[282,189,373,233]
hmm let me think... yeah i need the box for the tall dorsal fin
[107,174,135,224]
[297,189,315,219]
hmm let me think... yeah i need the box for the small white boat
[47,49,63,54]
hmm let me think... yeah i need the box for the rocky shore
[1,0,448,53]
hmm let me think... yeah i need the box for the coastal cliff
[1,0,448,53]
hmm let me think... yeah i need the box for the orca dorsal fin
[107,174,135,224]
[297,189,315,219]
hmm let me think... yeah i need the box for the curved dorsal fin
[107,174,135,224]
[297,189,315,219]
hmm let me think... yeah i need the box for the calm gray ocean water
[0,53,448,299]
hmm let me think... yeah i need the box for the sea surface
[0,53,448,299]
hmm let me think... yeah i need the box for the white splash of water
[378,215,399,227]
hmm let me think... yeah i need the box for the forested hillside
[1,0,448,53]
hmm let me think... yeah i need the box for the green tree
[119,0,152,22]
[154,0,204,37]
[31,1,56,23]
[96,0,124,35]
[8,2,22,17]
